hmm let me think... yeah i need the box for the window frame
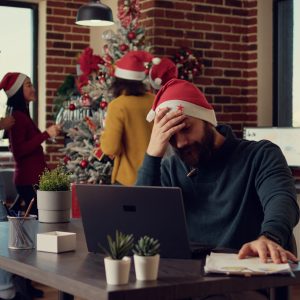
[0,0,38,151]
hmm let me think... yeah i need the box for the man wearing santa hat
[137,79,298,279]
[100,50,155,185]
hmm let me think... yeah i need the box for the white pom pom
[152,57,161,65]
[146,109,156,122]
[154,78,162,87]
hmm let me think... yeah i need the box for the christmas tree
[56,0,151,184]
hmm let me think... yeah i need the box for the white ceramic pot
[134,254,160,281]
[37,190,71,223]
[104,256,131,285]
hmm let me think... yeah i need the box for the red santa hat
[146,78,217,126]
[149,57,178,90]
[0,72,27,98]
[115,50,154,81]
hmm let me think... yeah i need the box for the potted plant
[133,235,160,281]
[37,166,72,223]
[100,230,134,285]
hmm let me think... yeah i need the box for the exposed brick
[166,10,184,19]
[214,7,232,15]
[213,42,230,50]
[206,0,223,5]
[206,33,223,41]
[53,42,71,49]
[205,87,222,94]
[214,24,231,33]
[165,29,184,37]
[195,5,213,13]
[224,16,243,25]
[215,96,232,103]
[214,78,231,86]
[194,23,212,31]
[174,2,193,10]
[204,69,223,78]
[53,8,71,16]
[204,50,223,58]
[155,18,173,27]
[223,87,241,95]
[185,31,203,39]
[223,105,241,112]
[224,70,241,77]
[156,1,174,8]
[175,22,193,30]
[186,12,205,21]
[225,0,242,7]
[194,41,212,49]
[47,33,64,40]
[205,15,224,24]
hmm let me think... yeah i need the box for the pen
[24,198,35,218]
[187,168,197,177]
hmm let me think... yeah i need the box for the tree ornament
[99,77,106,84]
[100,101,108,110]
[119,43,129,52]
[80,159,88,168]
[127,31,136,40]
[63,156,70,164]
[69,103,76,111]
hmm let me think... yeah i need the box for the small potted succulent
[133,235,160,281]
[100,230,134,285]
[37,166,72,223]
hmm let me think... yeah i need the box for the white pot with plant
[133,235,160,281]
[100,230,134,285]
[37,166,72,223]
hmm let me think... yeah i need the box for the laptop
[76,184,210,259]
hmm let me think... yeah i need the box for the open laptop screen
[76,184,192,259]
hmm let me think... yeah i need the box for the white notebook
[204,252,293,276]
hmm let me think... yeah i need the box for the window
[0,0,37,148]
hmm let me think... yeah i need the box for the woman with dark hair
[100,51,155,185]
[0,72,61,215]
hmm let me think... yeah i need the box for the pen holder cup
[7,215,37,249]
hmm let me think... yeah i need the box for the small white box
[36,231,76,253]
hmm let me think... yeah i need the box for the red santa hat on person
[114,50,154,81]
[0,72,27,98]
[146,78,217,126]
[149,57,178,90]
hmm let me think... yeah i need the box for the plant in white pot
[100,230,134,285]
[37,166,72,223]
[133,235,160,281]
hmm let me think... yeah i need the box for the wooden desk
[0,220,300,300]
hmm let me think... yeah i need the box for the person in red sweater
[0,72,61,215]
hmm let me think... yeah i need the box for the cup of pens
[7,215,37,249]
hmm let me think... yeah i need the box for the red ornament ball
[69,103,76,111]
[119,44,129,52]
[100,101,108,110]
[80,159,88,168]
[127,31,136,40]
[63,156,70,164]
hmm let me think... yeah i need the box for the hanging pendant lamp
[76,0,114,27]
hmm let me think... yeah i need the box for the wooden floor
[34,282,300,300]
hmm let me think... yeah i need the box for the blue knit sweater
[136,125,299,250]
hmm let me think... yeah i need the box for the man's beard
[173,125,215,167]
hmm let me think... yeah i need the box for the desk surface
[0,220,300,300]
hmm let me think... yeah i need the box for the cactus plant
[99,230,134,260]
[133,236,160,257]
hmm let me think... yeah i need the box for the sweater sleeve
[136,153,163,186]
[8,113,49,160]
[255,142,299,247]
[100,101,124,156]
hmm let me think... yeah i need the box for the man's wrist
[260,232,281,245]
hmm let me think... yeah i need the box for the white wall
[257,0,273,126]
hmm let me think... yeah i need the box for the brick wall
[45,0,90,168]
[139,0,258,137]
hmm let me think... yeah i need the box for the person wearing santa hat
[0,72,61,216]
[149,57,178,91]
[100,50,155,185]
[137,79,298,271]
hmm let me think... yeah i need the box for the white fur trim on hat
[6,73,27,98]
[146,99,217,126]
[115,67,146,80]
[152,57,161,65]
[149,69,162,90]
